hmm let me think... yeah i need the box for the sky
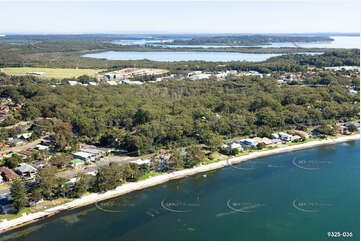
[0,0,360,34]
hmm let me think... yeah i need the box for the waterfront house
[240,139,259,148]
[227,142,244,151]
[278,132,293,142]
[271,139,283,145]
[253,137,273,146]
[271,133,280,139]
[293,130,310,139]
[0,203,16,214]
[346,122,360,132]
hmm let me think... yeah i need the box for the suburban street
[0,138,44,156]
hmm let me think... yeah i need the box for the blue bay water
[111,36,360,49]
[82,51,285,62]
[82,51,322,62]
[0,140,359,241]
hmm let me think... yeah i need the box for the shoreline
[0,134,359,234]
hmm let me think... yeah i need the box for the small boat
[202,174,207,178]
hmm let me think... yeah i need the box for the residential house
[121,80,143,85]
[86,171,97,177]
[130,159,151,166]
[0,105,9,118]
[348,89,358,95]
[81,148,106,160]
[253,137,273,146]
[189,74,211,81]
[65,178,78,187]
[0,195,16,214]
[14,163,37,180]
[187,71,202,77]
[293,130,310,139]
[346,122,360,132]
[240,139,259,148]
[106,80,118,86]
[68,81,79,86]
[34,160,47,169]
[35,144,49,151]
[271,133,280,139]
[278,132,293,142]
[271,139,283,145]
[226,142,244,151]
[69,159,85,169]
[72,151,94,162]
[6,137,24,146]
[0,167,20,182]
[17,132,32,140]
[291,135,302,142]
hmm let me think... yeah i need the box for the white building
[227,142,244,151]
[189,74,211,81]
[240,139,259,148]
[121,80,143,85]
[68,81,79,86]
[14,163,37,179]
[130,159,151,166]
[348,89,358,95]
[106,81,118,86]
[271,133,280,139]
[279,132,293,142]
[72,151,94,162]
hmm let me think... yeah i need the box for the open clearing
[0,67,104,79]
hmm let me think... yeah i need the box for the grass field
[0,67,104,79]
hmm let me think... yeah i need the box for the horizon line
[1,32,360,35]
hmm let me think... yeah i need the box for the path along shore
[0,134,359,233]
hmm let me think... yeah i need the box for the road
[0,188,10,196]
[0,138,44,156]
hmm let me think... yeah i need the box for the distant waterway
[1,140,359,241]
[111,36,360,49]
[82,51,321,62]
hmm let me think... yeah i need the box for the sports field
[0,67,104,79]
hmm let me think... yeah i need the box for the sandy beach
[0,134,359,233]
